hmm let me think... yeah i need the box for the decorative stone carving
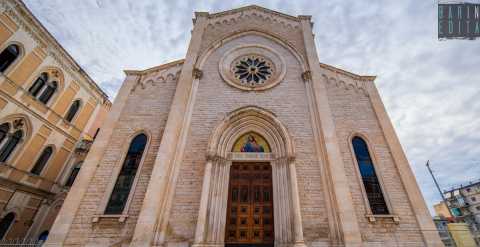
[219,45,285,91]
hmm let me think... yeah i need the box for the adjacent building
[0,0,110,241]
[444,180,480,245]
[46,5,441,247]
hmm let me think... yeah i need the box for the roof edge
[124,59,185,76]
[207,5,303,22]
[15,0,110,102]
[319,62,376,81]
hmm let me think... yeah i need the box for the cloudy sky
[23,0,480,213]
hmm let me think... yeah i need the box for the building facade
[47,6,441,247]
[444,180,480,245]
[0,0,110,241]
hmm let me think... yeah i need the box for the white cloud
[24,0,480,214]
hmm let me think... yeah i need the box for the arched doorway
[192,107,306,247]
[225,133,274,246]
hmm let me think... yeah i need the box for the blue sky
[23,0,480,213]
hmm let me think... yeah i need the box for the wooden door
[225,162,274,247]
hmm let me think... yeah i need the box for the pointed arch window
[38,81,57,104]
[30,147,53,175]
[28,73,48,97]
[0,44,20,73]
[65,100,81,122]
[0,212,15,239]
[0,123,9,144]
[352,136,389,215]
[38,230,49,241]
[0,130,23,163]
[105,133,147,214]
[65,162,82,187]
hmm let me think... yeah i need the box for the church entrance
[225,162,274,247]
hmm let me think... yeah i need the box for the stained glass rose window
[232,56,273,86]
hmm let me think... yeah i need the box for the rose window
[233,56,273,85]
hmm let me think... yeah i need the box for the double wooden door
[225,162,274,247]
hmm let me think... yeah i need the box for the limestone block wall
[165,33,330,245]
[62,67,179,246]
[323,70,425,246]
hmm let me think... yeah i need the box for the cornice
[124,59,184,76]
[208,5,300,23]
[3,0,110,103]
[319,62,376,81]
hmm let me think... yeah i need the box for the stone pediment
[203,5,303,24]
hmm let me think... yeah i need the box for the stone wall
[324,70,425,246]
[63,66,180,246]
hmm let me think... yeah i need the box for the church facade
[47,6,441,247]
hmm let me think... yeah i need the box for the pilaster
[299,17,362,246]
[129,13,209,247]
[44,74,141,246]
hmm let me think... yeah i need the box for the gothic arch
[196,29,308,72]
[207,105,294,159]
[194,106,306,247]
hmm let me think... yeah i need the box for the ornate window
[0,44,20,73]
[65,162,82,187]
[219,45,286,91]
[65,100,81,122]
[28,72,59,105]
[28,73,48,97]
[30,146,53,175]
[105,133,147,214]
[0,123,9,144]
[0,129,23,163]
[38,81,57,104]
[352,136,389,215]
[233,56,273,86]
[0,212,15,239]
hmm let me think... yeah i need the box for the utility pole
[426,160,448,204]
[426,160,456,222]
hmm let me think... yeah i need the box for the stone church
[46,5,441,247]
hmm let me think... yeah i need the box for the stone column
[129,12,209,247]
[299,16,362,246]
[287,158,307,247]
[44,74,141,246]
[25,199,50,239]
[193,158,213,246]
[366,82,443,246]
[205,159,230,245]
[272,159,293,246]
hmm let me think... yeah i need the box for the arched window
[0,212,15,239]
[65,162,82,187]
[0,130,23,163]
[105,133,147,214]
[30,146,53,175]
[65,100,81,122]
[38,230,49,241]
[28,73,48,97]
[352,137,389,215]
[0,44,20,73]
[38,81,57,104]
[0,123,9,144]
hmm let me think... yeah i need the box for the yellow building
[434,201,453,218]
[448,223,477,247]
[0,0,110,241]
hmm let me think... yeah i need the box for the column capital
[193,68,203,79]
[205,153,227,163]
[301,71,311,82]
